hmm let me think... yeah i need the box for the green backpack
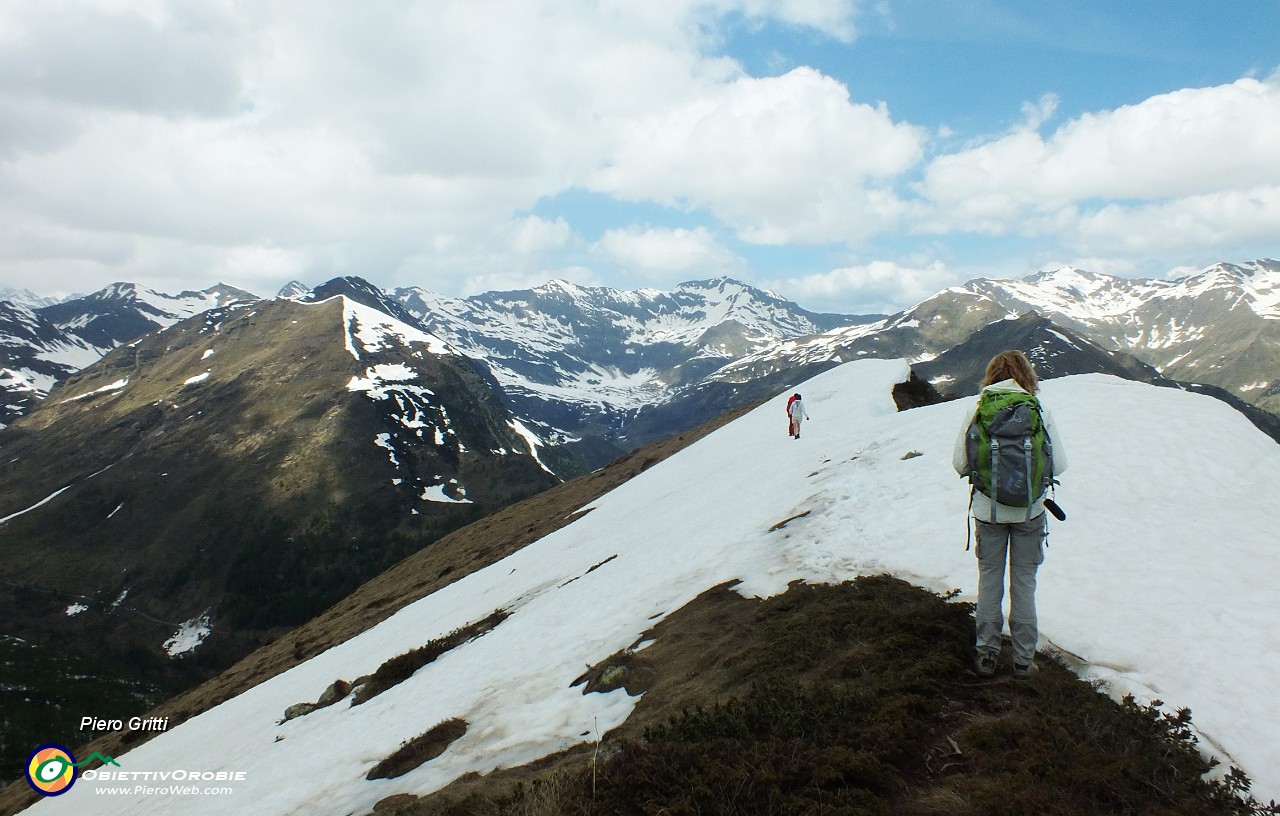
[962,390,1054,511]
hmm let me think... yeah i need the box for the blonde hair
[982,350,1038,394]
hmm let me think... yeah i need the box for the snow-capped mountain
[704,260,1280,419]
[14,360,1278,814]
[0,288,65,310]
[391,276,876,455]
[5,262,1274,450]
[37,282,259,349]
[276,280,312,300]
[7,263,1278,443]
[912,260,1280,413]
[0,301,104,427]
[912,311,1280,442]
[912,311,1165,394]
[0,294,561,781]
[0,283,259,427]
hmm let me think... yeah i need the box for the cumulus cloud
[1019,93,1059,131]
[591,226,745,281]
[590,67,925,245]
[916,76,1280,245]
[0,2,242,119]
[772,259,956,315]
[213,245,308,289]
[509,216,575,258]
[1068,186,1280,256]
[0,0,870,298]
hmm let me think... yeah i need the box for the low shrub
[352,609,509,705]
[367,719,468,780]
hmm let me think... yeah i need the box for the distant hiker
[952,350,1068,680]
[786,393,808,439]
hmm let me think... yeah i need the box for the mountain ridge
[6,262,1279,438]
[926,259,1280,412]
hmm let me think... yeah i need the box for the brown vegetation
[393,577,1271,816]
[367,719,469,781]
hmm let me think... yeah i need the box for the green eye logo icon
[25,745,77,796]
[25,745,118,797]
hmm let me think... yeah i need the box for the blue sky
[1,1,1278,314]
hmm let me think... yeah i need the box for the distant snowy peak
[277,280,312,300]
[383,276,875,428]
[961,259,1280,323]
[954,270,1155,324]
[465,275,865,342]
[893,259,1280,413]
[0,287,63,309]
[37,282,261,354]
[1174,260,1280,318]
[0,301,105,425]
[84,281,258,323]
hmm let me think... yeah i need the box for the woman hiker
[952,350,1068,679]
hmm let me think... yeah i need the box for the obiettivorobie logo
[25,745,119,797]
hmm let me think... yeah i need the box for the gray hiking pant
[974,514,1046,667]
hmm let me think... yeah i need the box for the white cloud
[917,76,1280,229]
[1068,185,1280,256]
[0,1,242,120]
[0,0,869,299]
[773,259,956,315]
[591,226,744,280]
[213,245,308,291]
[1019,92,1059,131]
[720,0,861,41]
[509,216,574,258]
[609,0,860,43]
[590,67,925,245]
[379,216,584,295]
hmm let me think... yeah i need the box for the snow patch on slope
[421,482,473,504]
[342,297,452,361]
[509,419,554,474]
[163,612,212,657]
[0,484,74,525]
[505,364,667,411]
[347,364,422,396]
[58,378,129,403]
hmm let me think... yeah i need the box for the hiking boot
[1013,662,1037,680]
[975,653,997,678]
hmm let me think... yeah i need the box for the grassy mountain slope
[407,576,1266,816]
[0,296,559,785]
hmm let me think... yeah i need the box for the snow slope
[30,360,1280,813]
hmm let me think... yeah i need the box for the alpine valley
[0,259,1278,791]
